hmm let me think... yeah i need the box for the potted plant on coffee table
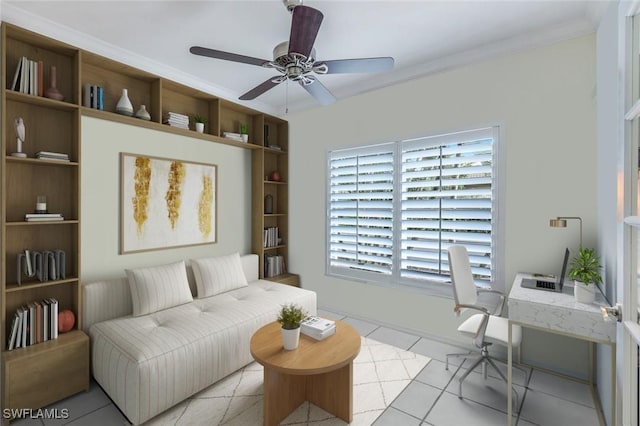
[568,247,603,304]
[277,303,306,350]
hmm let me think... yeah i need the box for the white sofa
[81,254,316,425]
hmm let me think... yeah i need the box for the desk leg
[507,320,513,426]
[610,343,616,426]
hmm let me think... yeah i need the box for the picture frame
[120,153,217,253]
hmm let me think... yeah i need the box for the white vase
[574,280,595,304]
[135,104,151,121]
[241,134,249,143]
[195,122,205,133]
[116,88,134,116]
[281,327,300,350]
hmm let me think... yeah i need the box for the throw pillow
[126,260,193,317]
[191,252,248,298]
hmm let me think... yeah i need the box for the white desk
[507,273,616,425]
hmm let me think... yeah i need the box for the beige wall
[80,117,252,283]
[288,34,597,377]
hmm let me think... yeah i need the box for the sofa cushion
[126,260,193,317]
[191,252,248,298]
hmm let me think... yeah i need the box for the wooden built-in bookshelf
[1,21,297,417]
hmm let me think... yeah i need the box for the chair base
[445,346,528,412]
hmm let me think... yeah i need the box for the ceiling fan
[189,0,394,106]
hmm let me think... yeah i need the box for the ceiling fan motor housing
[273,41,315,65]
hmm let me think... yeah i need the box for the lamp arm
[557,216,583,248]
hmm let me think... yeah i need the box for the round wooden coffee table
[250,319,361,426]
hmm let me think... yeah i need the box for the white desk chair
[445,245,525,409]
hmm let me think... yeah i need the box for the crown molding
[1,2,281,117]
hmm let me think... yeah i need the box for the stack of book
[301,316,336,341]
[223,132,244,141]
[164,112,189,129]
[11,56,43,96]
[264,254,285,277]
[36,151,69,162]
[263,226,280,248]
[7,298,59,350]
[25,213,64,222]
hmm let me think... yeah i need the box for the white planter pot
[195,122,205,133]
[574,280,596,304]
[281,327,300,350]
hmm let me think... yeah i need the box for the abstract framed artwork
[120,153,217,253]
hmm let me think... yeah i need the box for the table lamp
[549,216,582,248]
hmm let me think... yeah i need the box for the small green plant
[193,115,207,124]
[568,248,603,286]
[277,303,306,330]
[239,123,248,134]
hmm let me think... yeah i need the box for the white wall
[288,34,597,376]
[595,2,620,424]
[81,117,252,282]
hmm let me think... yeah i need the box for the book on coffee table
[301,316,336,341]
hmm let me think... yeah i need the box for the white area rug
[145,337,431,425]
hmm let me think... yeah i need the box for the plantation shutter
[400,128,494,286]
[328,144,395,278]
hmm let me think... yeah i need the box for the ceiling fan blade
[300,79,336,106]
[288,6,323,58]
[239,77,283,101]
[317,57,395,74]
[190,46,269,67]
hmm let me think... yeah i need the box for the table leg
[507,320,513,426]
[306,362,353,423]
[262,367,306,426]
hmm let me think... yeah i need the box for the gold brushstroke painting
[121,153,217,253]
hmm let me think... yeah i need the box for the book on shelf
[7,311,20,350]
[301,316,336,341]
[25,213,64,221]
[264,254,285,278]
[15,308,24,349]
[21,305,28,348]
[28,302,36,346]
[50,298,59,340]
[36,151,70,161]
[37,60,44,97]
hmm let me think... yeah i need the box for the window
[327,127,500,291]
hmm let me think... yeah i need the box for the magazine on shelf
[301,316,336,341]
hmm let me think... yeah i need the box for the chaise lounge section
[81,253,316,425]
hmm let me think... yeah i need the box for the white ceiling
[3,1,609,116]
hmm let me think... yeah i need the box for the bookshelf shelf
[5,277,79,293]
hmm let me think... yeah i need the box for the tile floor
[11,309,604,426]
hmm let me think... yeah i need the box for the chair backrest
[448,245,478,308]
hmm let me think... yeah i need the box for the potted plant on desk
[568,248,602,304]
[277,303,306,350]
